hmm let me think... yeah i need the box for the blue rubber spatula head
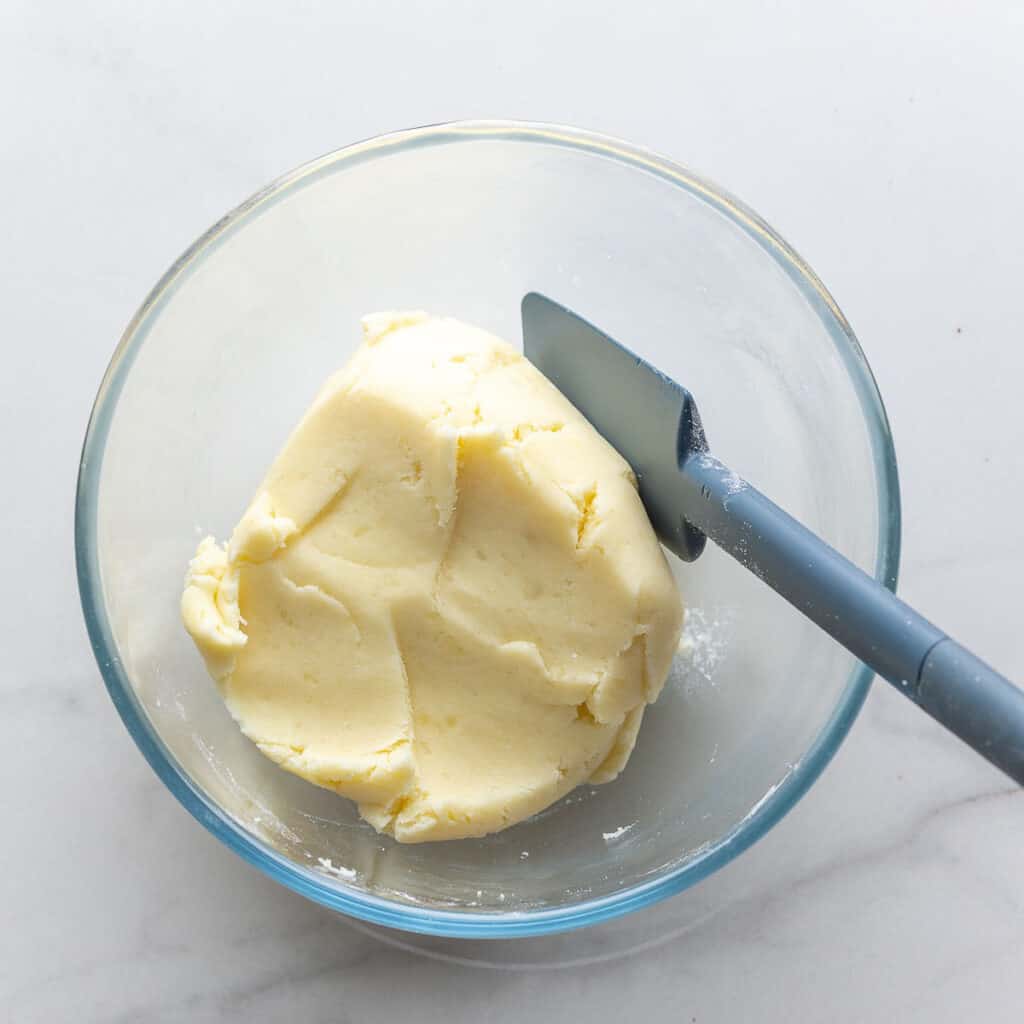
[522,291,1024,785]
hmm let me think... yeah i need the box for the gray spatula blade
[521,292,708,562]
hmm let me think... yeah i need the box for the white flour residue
[602,823,636,844]
[677,606,733,691]
[721,467,747,497]
[695,454,748,499]
[315,857,358,882]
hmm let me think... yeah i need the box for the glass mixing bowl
[76,121,899,938]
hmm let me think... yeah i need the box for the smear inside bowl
[77,121,898,938]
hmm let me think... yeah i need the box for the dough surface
[182,313,683,842]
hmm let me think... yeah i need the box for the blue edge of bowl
[74,121,902,940]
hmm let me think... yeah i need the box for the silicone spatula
[521,291,1024,784]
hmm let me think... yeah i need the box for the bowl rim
[75,119,901,939]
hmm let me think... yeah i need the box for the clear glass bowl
[76,121,899,939]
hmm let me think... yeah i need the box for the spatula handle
[916,641,1024,779]
[679,452,1024,784]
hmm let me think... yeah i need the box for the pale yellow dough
[182,313,683,842]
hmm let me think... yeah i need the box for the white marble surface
[4,1,1023,1019]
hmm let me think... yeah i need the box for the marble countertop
[4,1,1022,1020]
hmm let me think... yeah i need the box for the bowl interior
[81,124,894,933]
